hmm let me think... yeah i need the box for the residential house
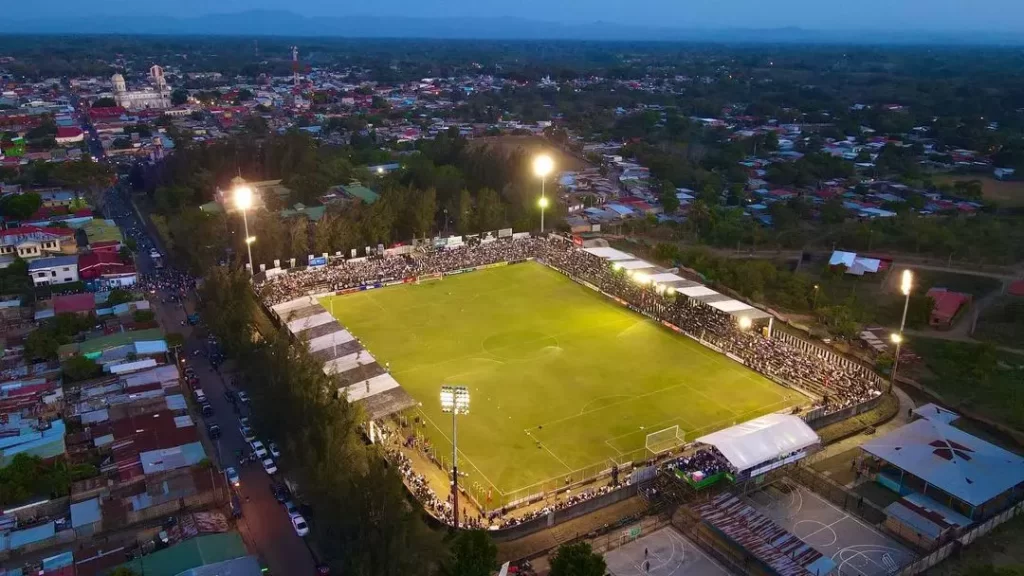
[28,255,79,286]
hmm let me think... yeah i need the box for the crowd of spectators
[261,236,886,526]
[256,239,539,306]
[671,447,731,480]
[259,236,880,414]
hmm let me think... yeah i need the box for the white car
[238,416,250,428]
[290,513,309,537]
[261,458,278,475]
[269,442,281,459]
[251,441,268,459]
[238,391,251,404]
[225,467,240,487]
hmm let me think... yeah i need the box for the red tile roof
[927,288,971,324]
[56,127,83,139]
[53,293,95,315]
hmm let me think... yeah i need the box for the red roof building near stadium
[88,106,127,120]
[926,288,971,328]
[78,251,134,280]
[53,293,96,315]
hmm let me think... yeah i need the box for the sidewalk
[808,385,916,464]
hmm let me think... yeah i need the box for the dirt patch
[470,135,591,172]
[936,175,1024,207]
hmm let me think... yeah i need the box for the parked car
[269,442,281,459]
[290,514,309,537]
[283,500,299,517]
[270,481,290,500]
[206,421,221,439]
[238,391,250,405]
[262,458,278,475]
[240,425,256,443]
[270,483,289,502]
[225,467,240,487]
[201,403,214,417]
[250,440,268,459]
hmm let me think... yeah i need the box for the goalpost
[645,425,686,456]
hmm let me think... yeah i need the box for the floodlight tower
[533,155,554,234]
[440,385,469,529]
[890,269,914,391]
[233,184,255,279]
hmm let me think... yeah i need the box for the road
[103,186,318,575]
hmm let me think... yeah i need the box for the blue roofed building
[0,418,66,467]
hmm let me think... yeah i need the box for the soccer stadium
[258,234,885,528]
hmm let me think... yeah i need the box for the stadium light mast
[890,269,914,391]
[533,155,554,234]
[440,385,469,529]
[234,184,256,279]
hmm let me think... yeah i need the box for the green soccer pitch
[320,262,803,500]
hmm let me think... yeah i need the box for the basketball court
[748,480,916,576]
[604,527,731,576]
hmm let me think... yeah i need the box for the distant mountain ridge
[1,10,1021,45]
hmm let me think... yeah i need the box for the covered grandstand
[583,246,774,329]
[695,414,820,478]
[269,296,417,419]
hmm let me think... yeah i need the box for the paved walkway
[808,386,916,464]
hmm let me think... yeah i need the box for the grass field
[936,175,1024,207]
[320,263,801,498]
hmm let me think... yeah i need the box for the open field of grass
[470,135,591,171]
[936,175,1024,207]
[321,262,801,499]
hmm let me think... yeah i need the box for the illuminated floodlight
[533,154,554,177]
[625,269,634,278]
[666,287,676,296]
[633,272,651,284]
[612,263,622,271]
[738,316,752,330]
[440,385,470,415]
[245,236,256,245]
[377,166,385,174]
[234,185,253,211]
[890,333,903,345]
[900,269,913,296]
[538,196,549,209]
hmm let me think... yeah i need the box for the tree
[659,182,680,215]
[165,333,186,350]
[446,530,497,576]
[412,187,438,238]
[475,188,504,231]
[92,97,116,108]
[63,355,101,382]
[0,193,42,220]
[106,288,135,306]
[25,329,60,361]
[454,189,474,234]
[549,542,606,576]
[133,309,156,323]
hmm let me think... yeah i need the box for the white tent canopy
[708,299,754,313]
[583,247,635,261]
[616,259,657,270]
[679,286,719,298]
[696,414,820,473]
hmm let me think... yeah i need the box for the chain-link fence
[790,465,887,525]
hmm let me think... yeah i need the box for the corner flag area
[321,262,802,500]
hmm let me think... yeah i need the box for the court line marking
[523,429,574,474]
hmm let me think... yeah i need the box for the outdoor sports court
[321,262,801,497]
[605,527,731,576]
[749,480,916,576]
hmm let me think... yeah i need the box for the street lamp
[234,185,255,279]
[889,269,913,391]
[738,316,752,331]
[889,333,904,391]
[533,155,554,234]
[440,385,469,529]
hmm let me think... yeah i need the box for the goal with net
[645,425,686,455]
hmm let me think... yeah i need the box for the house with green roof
[322,181,380,205]
[280,203,326,222]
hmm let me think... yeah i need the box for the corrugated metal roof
[70,498,102,528]
[9,521,55,549]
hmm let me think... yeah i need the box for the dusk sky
[10,0,1024,32]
